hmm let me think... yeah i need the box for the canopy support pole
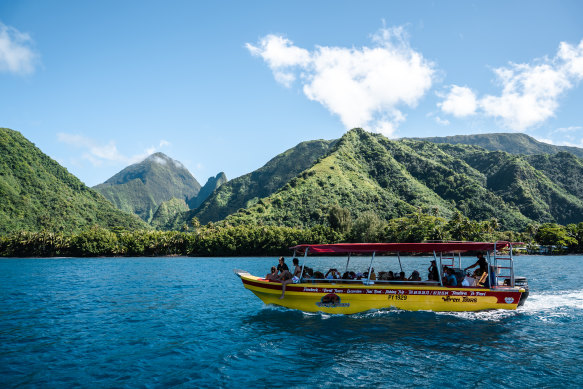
[366,252,376,284]
[435,250,443,287]
[299,248,308,281]
[345,253,351,273]
[397,253,403,272]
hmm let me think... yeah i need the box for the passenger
[265,266,279,281]
[369,268,376,281]
[313,271,325,279]
[428,260,439,281]
[465,252,488,276]
[277,257,289,275]
[398,271,406,281]
[387,271,395,280]
[325,268,341,279]
[462,273,475,286]
[280,258,301,299]
[444,267,457,287]
[408,270,421,281]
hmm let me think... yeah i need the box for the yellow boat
[235,242,528,314]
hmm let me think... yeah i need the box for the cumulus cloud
[57,133,170,167]
[438,85,477,117]
[247,27,435,137]
[439,38,583,131]
[0,22,38,75]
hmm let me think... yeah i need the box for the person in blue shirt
[444,267,458,287]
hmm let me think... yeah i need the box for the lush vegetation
[2,210,582,257]
[183,139,337,225]
[93,152,203,222]
[198,129,583,231]
[0,128,148,234]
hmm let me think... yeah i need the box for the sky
[1,0,582,186]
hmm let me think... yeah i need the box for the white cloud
[438,85,477,117]
[247,27,435,137]
[434,116,450,126]
[57,133,170,167]
[439,38,583,131]
[0,22,38,75]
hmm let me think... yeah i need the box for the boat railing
[300,278,440,286]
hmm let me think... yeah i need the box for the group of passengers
[265,257,302,299]
[266,252,491,298]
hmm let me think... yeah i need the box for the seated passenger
[462,273,476,286]
[443,267,457,287]
[408,270,421,281]
[280,258,301,299]
[428,260,439,281]
[369,268,376,281]
[387,271,395,280]
[325,268,341,279]
[265,266,279,281]
[398,271,406,281]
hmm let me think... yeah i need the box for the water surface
[1,255,581,387]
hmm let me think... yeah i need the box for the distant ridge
[413,133,583,159]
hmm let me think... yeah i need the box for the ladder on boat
[492,242,515,287]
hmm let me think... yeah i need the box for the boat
[235,242,529,314]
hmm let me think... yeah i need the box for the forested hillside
[185,139,337,225]
[193,129,583,230]
[0,128,148,234]
[94,152,202,222]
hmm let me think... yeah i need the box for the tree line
[1,208,582,257]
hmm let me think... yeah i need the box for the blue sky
[1,1,582,186]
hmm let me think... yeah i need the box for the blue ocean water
[0,255,581,388]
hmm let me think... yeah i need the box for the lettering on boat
[463,297,478,303]
[451,291,467,296]
[442,296,461,302]
[303,287,319,292]
[409,290,431,295]
[316,293,349,308]
[387,294,408,301]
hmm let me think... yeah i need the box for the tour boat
[235,242,528,314]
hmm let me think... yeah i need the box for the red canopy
[290,242,509,254]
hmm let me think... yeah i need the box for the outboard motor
[515,276,529,306]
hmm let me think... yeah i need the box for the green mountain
[187,172,228,210]
[195,129,583,230]
[183,139,337,225]
[0,128,148,234]
[94,152,201,222]
[150,197,190,230]
[416,132,583,158]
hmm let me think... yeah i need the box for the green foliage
[328,204,352,234]
[94,152,201,222]
[0,128,148,234]
[535,223,578,250]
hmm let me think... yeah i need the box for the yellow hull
[237,271,525,314]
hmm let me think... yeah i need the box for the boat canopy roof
[290,242,510,255]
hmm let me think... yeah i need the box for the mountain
[201,129,583,230]
[187,172,228,210]
[94,152,201,222]
[180,139,337,226]
[150,197,190,230]
[415,133,583,158]
[0,128,148,234]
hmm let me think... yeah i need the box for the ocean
[1,255,581,388]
